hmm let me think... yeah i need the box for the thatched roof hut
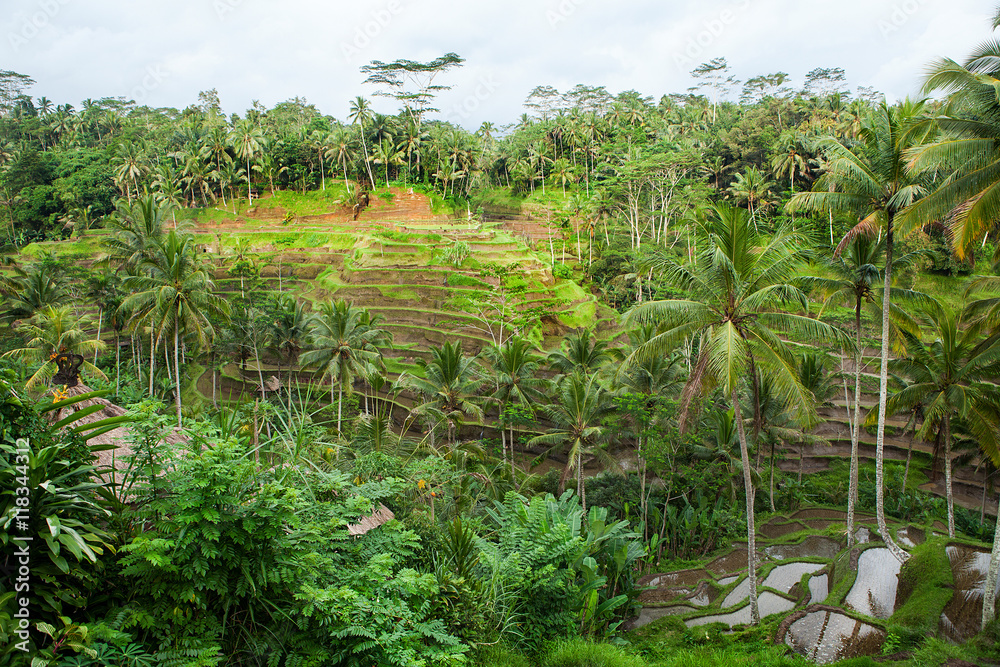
[347,503,395,536]
[50,384,186,483]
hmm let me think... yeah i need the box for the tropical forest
[7,8,1000,667]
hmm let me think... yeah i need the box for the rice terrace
[6,3,1000,667]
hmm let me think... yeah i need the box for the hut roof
[347,503,395,536]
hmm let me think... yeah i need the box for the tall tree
[624,203,847,624]
[527,371,616,511]
[120,232,230,427]
[348,97,376,190]
[299,300,391,433]
[789,100,930,563]
[482,337,546,475]
[360,53,466,130]
[229,117,264,201]
[798,234,924,546]
[880,301,1000,538]
[397,341,486,447]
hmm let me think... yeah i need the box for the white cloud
[3,0,996,128]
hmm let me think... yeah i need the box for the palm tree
[100,195,167,272]
[898,12,1000,257]
[771,131,810,193]
[269,294,311,386]
[728,166,775,230]
[623,203,847,624]
[397,341,486,447]
[526,371,617,511]
[788,100,930,564]
[113,142,146,203]
[120,232,231,427]
[310,129,332,191]
[881,301,1000,538]
[299,300,391,433]
[547,329,612,376]
[482,337,546,475]
[4,306,106,390]
[798,234,924,546]
[229,117,264,201]
[0,264,68,325]
[348,97,376,190]
[326,127,356,194]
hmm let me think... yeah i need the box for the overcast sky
[3,0,996,130]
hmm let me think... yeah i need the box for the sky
[3,0,997,130]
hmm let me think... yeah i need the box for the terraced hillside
[186,187,619,417]
[12,187,998,512]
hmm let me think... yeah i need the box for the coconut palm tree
[397,341,486,447]
[798,234,926,546]
[229,117,264,201]
[880,301,1000,538]
[482,337,546,475]
[898,11,1000,258]
[547,328,612,376]
[526,371,617,512]
[299,300,391,433]
[4,305,106,390]
[788,100,930,564]
[728,166,775,230]
[771,131,811,193]
[100,195,168,273]
[623,203,848,624]
[120,231,230,427]
[0,264,68,325]
[348,97,376,190]
[269,294,311,386]
[326,127,356,194]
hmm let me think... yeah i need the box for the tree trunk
[174,325,182,428]
[847,301,863,548]
[944,415,955,538]
[149,331,155,397]
[983,489,1000,630]
[732,387,759,624]
[769,440,776,513]
[337,382,343,434]
[94,310,103,365]
[115,331,120,396]
[578,451,586,513]
[874,216,909,563]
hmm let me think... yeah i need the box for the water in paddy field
[629,605,695,629]
[843,548,901,619]
[785,610,886,664]
[685,592,796,627]
[762,562,826,595]
[808,573,829,604]
[939,545,1000,641]
[765,536,842,561]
